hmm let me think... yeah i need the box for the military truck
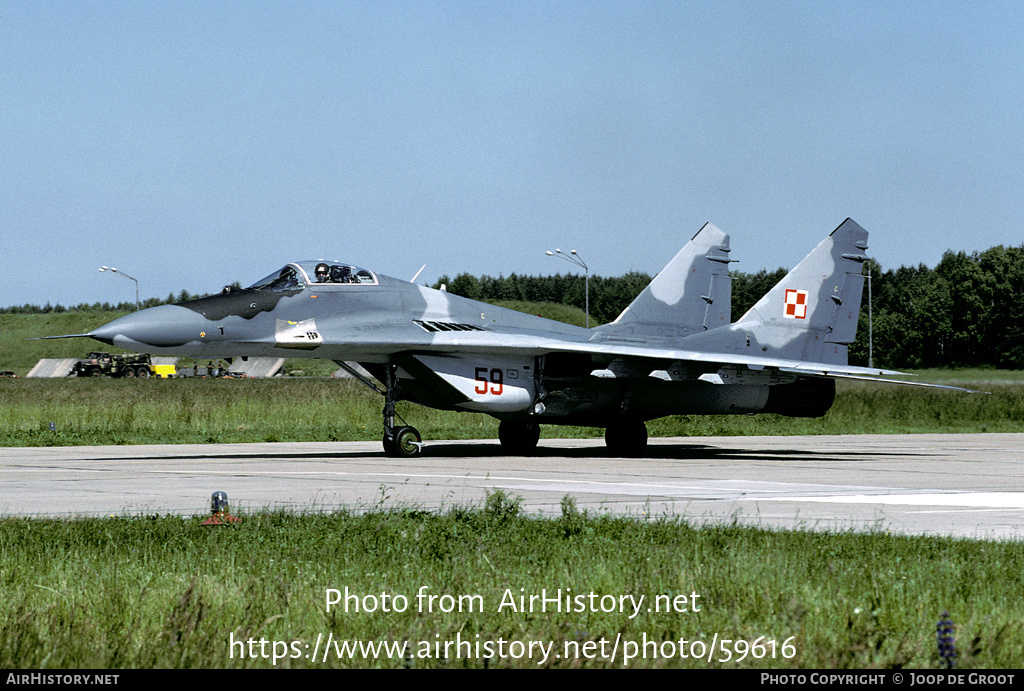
[72,352,153,378]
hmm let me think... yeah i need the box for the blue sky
[3,1,1023,308]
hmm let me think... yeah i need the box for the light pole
[99,266,140,311]
[545,248,589,328]
[867,262,873,369]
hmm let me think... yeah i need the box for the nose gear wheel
[381,361,422,457]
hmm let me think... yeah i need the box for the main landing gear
[498,420,541,455]
[496,419,648,456]
[604,419,648,456]
[381,362,422,458]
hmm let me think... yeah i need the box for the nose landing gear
[384,424,422,457]
[382,362,422,458]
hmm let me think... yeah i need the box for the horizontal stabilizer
[793,371,988,394]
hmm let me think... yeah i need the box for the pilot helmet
[211,491,229,514]
[314,263,330,280]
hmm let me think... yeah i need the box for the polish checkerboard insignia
[784,289,809,319]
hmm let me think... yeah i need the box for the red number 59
[474,367,504,395]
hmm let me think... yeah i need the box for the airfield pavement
[3,433,1024,541]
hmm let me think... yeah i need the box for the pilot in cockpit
[314,263,331,283]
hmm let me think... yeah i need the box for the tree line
[5,246,1022,370]
[855,246,1024,369]
[435,243,1024,370]
[0,287,234,316]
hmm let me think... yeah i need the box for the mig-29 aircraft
[49,218,956,457]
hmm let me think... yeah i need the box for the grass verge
[0,377,1021,447]
[1,499,1020,668]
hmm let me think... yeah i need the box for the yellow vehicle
[151,364,176,379]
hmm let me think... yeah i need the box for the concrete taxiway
[3,434,1023,540]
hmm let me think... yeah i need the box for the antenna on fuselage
[410,264,426,283]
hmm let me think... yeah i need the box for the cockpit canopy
[247,261,378,292]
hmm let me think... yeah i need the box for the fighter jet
[48,218,960,456]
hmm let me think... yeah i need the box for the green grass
[1,504,1021,668]
[0,377,1021,447]
[1,304,591,377]
[0,311,343,378]
[4,312,1022,669]
[1,312,134,374]
[488,300,593,327]
[883,367,1024,382]
[650,379,1024,437]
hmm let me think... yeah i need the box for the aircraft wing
[777,371,986,393]
[399,329,983,390]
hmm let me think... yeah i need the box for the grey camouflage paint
[78,219,897,426]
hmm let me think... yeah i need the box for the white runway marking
[4,433,1024,539]
[770,492,1024,509]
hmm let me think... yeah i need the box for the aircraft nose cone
[89,305,209,348]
